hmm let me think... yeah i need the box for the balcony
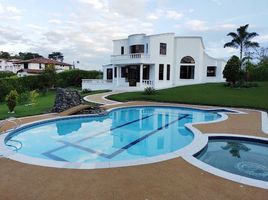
[111,53,151,65]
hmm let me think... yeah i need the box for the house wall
[174,37,204,86]
[148,33,174,89]
[0,59,22,73]
[97,33,227,91]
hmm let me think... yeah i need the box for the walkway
[83,91,122,105]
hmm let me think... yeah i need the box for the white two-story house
[82,33,226,91]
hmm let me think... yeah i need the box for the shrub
[5,90,19,113]
[0,71,15,79]
[223,56,243,85]
[81,89,92,94]
[143,87,156,95]
[19,91,30,104]
[29,90,39,104]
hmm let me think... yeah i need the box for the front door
[128,66,140,86]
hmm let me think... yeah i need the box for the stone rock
[52,88,82,113]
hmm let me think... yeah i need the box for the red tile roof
[15,58,72,66]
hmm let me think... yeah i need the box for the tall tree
[224,24,259,62]
[18,52,43,60]
[48,52,64,62]
[0,51,11,59]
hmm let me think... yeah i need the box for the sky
[0,0,268,70]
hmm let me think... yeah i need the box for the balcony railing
[111,53,150,61]
[142,80,154,87]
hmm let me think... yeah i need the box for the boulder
[52,88,82,113]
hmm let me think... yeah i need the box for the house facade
[0,59,22,73]
[16,58,72,77]
[82,33,226,91]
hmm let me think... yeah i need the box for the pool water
[6,106,220,163]
[196,138,268,181]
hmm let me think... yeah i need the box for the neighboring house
[82,33,226,91]
[0,59,22,73]
[15,58,72,77]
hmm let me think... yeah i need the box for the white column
[116,66,120,86]
[140,64,143,88]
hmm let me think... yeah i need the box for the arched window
[180,56,195,79]
[180,56,195,64]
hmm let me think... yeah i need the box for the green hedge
[56,69,102,87]
[0,69,102,102]
[0,71,15,78]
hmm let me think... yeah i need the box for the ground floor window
[167,64,170,80]
[180,65,195,79]
[107,68,113,80]
[159,64,164,80]
[207,66,216,77]
[143,65,150,80]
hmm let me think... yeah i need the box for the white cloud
[48,19,62,25]
[186,20,208,31]
[146,9,184,21]
[185,19,236,32]
[210,0,222,5]
[254,34,268,43]
[166,10,183,20]
[6,6,22,14]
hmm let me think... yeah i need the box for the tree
[224,24,259,62]
[42,64,57,89]
[223,56,242,84]
[0,51,11,59]
[18,52,43,60]
[48,52,64,62]
[5,90,19,113]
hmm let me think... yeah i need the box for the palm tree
[224,24,259,62]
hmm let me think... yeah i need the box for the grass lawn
[108,82,268,111]
[0,90,56,120]
[0,89,110,120]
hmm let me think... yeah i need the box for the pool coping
[183,133,268,190]
[0,105,242,169]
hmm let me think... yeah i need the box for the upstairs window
[121,46,124,55]
[39,63,42,69]
[160,43,167,55]
[159,64,164,80]
[180,56,195,64]
[130,45,144,53]
[146,43,149,54]
[207,66,216,77]
[167,64,170,80]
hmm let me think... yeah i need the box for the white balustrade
[142,80,154,87]
[111,53,150,61]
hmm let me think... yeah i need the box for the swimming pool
[196,136,268,182]
[4,106,220,166]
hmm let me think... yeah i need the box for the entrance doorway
[127,65,140,86]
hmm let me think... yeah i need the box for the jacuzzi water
[196,138,268,181]
[5,106,220,163]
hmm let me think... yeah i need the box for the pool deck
[0,102,267,200]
